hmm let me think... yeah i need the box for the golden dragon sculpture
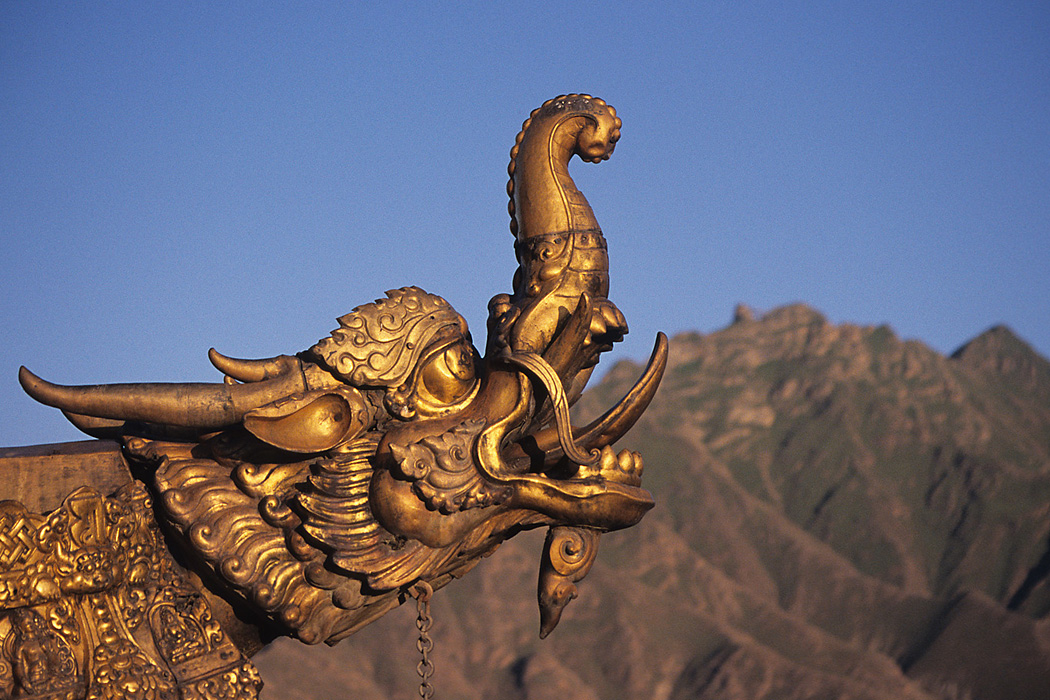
[0,94,666,699]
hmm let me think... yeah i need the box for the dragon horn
[18,364,307,429]
[208,348,301,383]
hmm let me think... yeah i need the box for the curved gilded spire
[497,95,626,356]
[507,95,620,241]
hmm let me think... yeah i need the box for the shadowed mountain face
[256,304,1050,700]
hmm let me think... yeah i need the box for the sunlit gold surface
[0,483,261,698]
[4,95,666,697]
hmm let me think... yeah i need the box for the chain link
[411,580,435,699]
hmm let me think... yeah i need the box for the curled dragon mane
[133,432,546,646]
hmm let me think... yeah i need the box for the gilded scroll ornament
[4,95,666,697]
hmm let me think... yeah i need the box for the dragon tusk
[571,331,667,451]
[525,332,667,465]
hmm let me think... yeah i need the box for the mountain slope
[257,304,1050,699]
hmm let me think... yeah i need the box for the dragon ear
[243,389,370,453]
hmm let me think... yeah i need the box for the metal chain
[411,580,435,699]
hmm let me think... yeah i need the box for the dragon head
[18,95,666,645]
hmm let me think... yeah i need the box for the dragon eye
[419,342,477,405]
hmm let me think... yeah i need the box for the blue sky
[1,2,1047,447]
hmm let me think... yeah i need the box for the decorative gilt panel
[0,483,261,700]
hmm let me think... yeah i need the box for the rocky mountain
[255,304,1050,700]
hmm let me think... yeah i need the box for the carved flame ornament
[3,95,666,698]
